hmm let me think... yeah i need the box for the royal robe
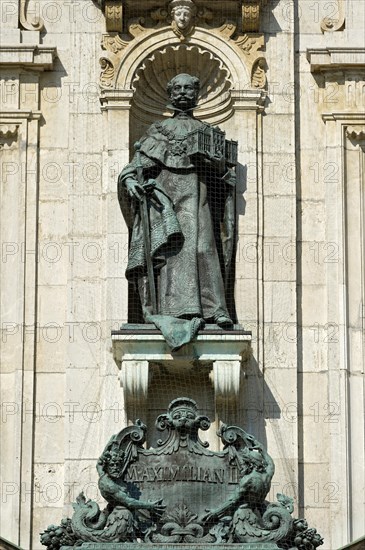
[118,112,236,344]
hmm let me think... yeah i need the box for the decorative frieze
[97,1,268,91]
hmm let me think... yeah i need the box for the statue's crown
[169,0,196,13]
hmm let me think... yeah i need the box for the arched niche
[110,27,254,147]
[127,44,235,148]
[114,27,251,91]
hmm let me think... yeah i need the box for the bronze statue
[118,74,237,348]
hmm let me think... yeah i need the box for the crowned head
[169,0,197,29]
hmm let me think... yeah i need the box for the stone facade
[0,0,364,548]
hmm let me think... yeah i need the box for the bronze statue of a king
[118,73,237,348]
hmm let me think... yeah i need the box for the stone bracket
[104,0,124,32]
[112,328,251,426]
[241,0,269,33]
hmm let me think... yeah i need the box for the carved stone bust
[169,0,197,38]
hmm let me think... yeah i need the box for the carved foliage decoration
[100,33,130,89]
[232,33,266,88]
[99,57,115,88]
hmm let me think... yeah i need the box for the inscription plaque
[40,398,323,550]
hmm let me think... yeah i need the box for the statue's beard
[170,97,197,111]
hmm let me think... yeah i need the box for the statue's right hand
[125,178,145,201]
[149,499,166,517]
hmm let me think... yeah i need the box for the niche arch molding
[113,27,251,91]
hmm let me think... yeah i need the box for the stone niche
[102,0,267,442]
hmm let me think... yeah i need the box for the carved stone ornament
[104,0,123,32]
[168,0,198,41]
[97,0,268,90]
[320,0,345,32]
[40,398,324,549]
[346,125,365,141]
[241,0,269,33]
[19,0,44,30]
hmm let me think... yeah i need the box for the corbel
[99,0,124,33]
[241,0,267,33]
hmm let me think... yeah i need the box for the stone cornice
[100,89,134,110]
[322,113,365,122]
[0,110,43,120]
[0,45,57,70]
[307,47,365,73]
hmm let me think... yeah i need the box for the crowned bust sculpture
[169,0,197,39]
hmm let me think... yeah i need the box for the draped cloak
[118,113,236,336]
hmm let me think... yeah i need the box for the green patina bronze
[118,74,237,348]
[40,398,324,550]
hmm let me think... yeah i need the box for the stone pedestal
[111,325,251,439]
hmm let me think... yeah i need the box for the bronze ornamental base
[61,545,280,549]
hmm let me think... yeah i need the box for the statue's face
[171,406,197,430]
[173,7,192,29]
[169,75,197,110]
[107,458,122,479]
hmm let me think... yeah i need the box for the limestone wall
[0,0,364,548]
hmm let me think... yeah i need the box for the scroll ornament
[40,398,324,549]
